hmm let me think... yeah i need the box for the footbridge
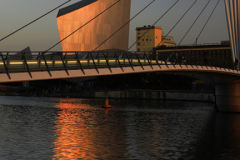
[1,0,240,113]
[0,51,238,82]
[0,50,240,112]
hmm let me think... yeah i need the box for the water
[0,96,239,159]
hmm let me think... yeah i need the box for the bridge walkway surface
[0,51,239,83]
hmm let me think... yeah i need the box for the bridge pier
[215,82,240,112]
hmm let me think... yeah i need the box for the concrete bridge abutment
[215,82,240,112]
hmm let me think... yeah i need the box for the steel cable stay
[0,0,71,42]
[143,0,197,68]
[93,0,156,51]
[166,0,211,66]
[128,0,180,51]
[184,0,221,66]
[177,0,211,47]
[153,0,198,52]
[46,0,121,52]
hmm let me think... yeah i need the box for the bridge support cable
[225,0,239,62]
[75,52,85,75]
[168,0,210,67]
[115,53,124,72]
[124,52,134,71]
[128,0,180,51]
[174,0,211,49]
[149,0,197,67]
[144,53,153,69]
[42,52,52,77]
[93,0,156,51]
[136,54,144,70]
[184,0,221,67]
[0,0,71,42]
[178,0,210,46]
[154,0,198,50]
[4,53,9,61]
[46,0,121,52]
[59,52,69,76]
[22,52,32,78]
[89,53,99,74]
[0,52,11,79]
[103,53,112,73]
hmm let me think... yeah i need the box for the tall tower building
[57,0,131,52]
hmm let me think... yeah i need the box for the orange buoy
[102,98,111,108]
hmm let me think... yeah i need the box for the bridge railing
[0,51,236,79]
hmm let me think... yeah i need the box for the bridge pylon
[225,0,240,61]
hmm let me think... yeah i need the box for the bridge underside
[1,64,240,112]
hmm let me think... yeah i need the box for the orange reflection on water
[52,102,95,160]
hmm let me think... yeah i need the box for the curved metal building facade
[57,0,131,52]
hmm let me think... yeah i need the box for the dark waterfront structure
[56,0,131,52]
[155,43,232,65]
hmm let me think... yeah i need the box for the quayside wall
[80,90,215,102]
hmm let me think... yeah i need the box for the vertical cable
[225,0,235,61]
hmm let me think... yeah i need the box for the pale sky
[0,0,229,51]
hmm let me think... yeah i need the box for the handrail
[0,51,237,77]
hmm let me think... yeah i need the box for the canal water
[0,96,240,160]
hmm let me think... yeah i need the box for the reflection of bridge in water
[0,50,240,112]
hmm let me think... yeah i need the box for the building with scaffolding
[56,0,131,52]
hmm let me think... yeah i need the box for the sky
[0,0,229,51]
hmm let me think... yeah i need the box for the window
[137,32,140,34]
[137,48,140,52]
[146,39,148,41]
[142,39,144,41]
[150,39,152,41]
[137,36,141,40]
[137,42,140,46]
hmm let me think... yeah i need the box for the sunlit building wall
[56,0,131,52]
[136,26,164,53]
[162,36,176,47]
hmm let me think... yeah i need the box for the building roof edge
[57,0,98,18]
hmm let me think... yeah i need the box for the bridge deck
[0,51,238,83]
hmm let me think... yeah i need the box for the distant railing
[0,51,236,80]
[178,43,222,46]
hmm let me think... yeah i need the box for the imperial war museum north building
[56,0,131,52]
